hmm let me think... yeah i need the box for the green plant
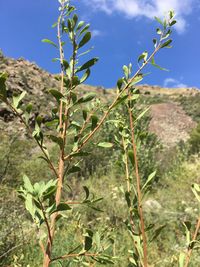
[188,123,200,155]
[0,1,180,267]
[178,183,200,267]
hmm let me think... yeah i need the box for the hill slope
[0,54,199,146]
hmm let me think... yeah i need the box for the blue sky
[0,0,200,89]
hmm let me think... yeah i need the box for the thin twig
[0,244,25,260]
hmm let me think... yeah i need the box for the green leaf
[117,78,124,91]
[49,89,64,103]
[91,115,98,130]
[23,175,34,193]
[94,232,101,251]
[13,91,26,109]
[97,142,113,148]
[129,94,140,101]
[77,58,98,73]
[56,202,71,212]
[67,166,81,175]
[49,135,64,149]
[170,20,176,26]
[183,221,192,246]
[67,18,72,32]
[82,110,87,121]
[78,47,94,58]
[160,39,172,48]
[123,65,129,79]
[80,69,91,83]
[84,229,93,251]
[42,186,57,200]
[42,39,58,48]
[70,151,90,157]
[150,225,166,242]
[129,257,137,265]
[125,191,131,208]
[25,193,35,219]
[25,103,33,113]
[153,38,157,48]
[154,16,163,26]
[93,255,114,264]
[179,252,186,267]
[112,95,128,109]
[78,32,91,49]
[78,24,90,37]
[138,51,148,63]
[72,76,80,87]
[52,22,58,28]
[76,21,85,31]
[169,10,175,19]
[46,203,57,215]
[72,14,78,28]
[76,93,96,105]
[135,107,150,123]
[129,74,143,86]
[151,57,168,71]
[142,171,156,191]
[0,72,8,101]
[63,60,70,71]
[191,183,200,203]
[83,186,90,200]
[156,28,162,35]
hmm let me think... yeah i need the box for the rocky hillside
[0,54,199,146]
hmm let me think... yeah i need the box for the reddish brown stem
[43,6,66,266]
[128,92,148,267]
[184,217,200,267]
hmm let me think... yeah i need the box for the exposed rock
[149,102,197,147]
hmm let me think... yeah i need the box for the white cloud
[83,0,197,33]
[163,78,188,88]
[91,29,103,37]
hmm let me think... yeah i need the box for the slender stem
[39,200,52,246]
[184,216,200,267]
[43,5,66,266]
[128,91,148,267]
[39,240,46,256]
[64,44,161,161]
